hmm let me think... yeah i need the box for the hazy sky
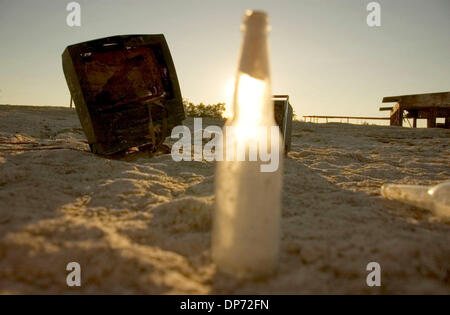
[0,0,449,119]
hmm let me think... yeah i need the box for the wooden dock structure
[381,92,450,128]
[303,115,390,124]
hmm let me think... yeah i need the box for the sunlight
[232,73,267,140]
[223,76,235,119]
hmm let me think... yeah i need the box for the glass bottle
[381,182,450,218]
[212,10,283,279]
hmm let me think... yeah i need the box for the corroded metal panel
[274,95,293,152]
[62,34,185,155]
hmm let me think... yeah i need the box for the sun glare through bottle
[212,10,283,279]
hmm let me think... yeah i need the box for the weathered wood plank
[303,115,389,120]
[390,104,403,126]
[382,92,450,109]
[404,108,450,119]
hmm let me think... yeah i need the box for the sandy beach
[0,105,449,294]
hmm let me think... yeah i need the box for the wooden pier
[303,115,390,124]
[381,92,450,128]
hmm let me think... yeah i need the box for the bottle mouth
[242,10,270,32]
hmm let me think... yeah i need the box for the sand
[0,105,449,294]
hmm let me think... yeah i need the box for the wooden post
[427,116,436,128]
[390,103,403,126]
[445,117,450,129]
[405,118,412,128]
[413,117,417,128]
[427,108,437,128]
[70,96,73,109]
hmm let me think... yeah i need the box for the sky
[0,0,449,121]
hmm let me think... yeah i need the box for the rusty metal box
[62,34,185,155]
[273,95,293,152]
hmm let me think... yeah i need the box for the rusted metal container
[273,95,293,152]
[62,34,185,155]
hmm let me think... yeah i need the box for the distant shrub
[183,99,226,119]
[183,99,297,122]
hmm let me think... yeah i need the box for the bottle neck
[232,15,274,127]
[238,27,270,81]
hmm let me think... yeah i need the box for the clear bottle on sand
[381,182,450,218]
[212,10,283,279]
